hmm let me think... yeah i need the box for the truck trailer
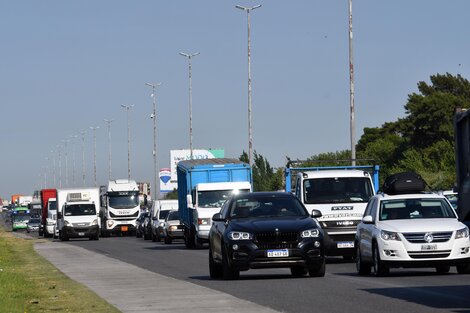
[454,108,470,225]
[177,158,252,249]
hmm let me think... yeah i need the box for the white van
[150,200,178,242]
[45,198,58,238]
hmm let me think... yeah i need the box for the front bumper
[225,239,325,271]
[63,225,99,238]
[324,228,357,256]
[106,219,136,233]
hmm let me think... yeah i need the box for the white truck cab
[45,198,58,238]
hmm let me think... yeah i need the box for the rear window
[379,198,456,220]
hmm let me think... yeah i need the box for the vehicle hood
[228,216,317,233]
[377,218,465,233]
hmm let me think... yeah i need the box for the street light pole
[80,131,87,186]
[236,4,261,168]
[70,135,78,186]
[103,119,114,181]
[57,144,62,188]
[90,126,99,187]
[121,105,135,180]
[146,82,162,201]
[51,149,56,187]
[62,139,70,187]
[348,0,356,166]
[179,52,200,159]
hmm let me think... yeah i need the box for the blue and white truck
[285,161,380,258]
[177,158,252,249]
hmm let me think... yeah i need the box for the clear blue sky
[1,0,469,199]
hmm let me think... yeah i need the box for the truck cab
[45,198,58,238]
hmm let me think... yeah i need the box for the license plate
[121,226,128,232]
[337,241,355,248]
[267,249,289,257]
[421,244,437,251]
[78,232,85,236]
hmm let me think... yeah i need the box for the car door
[360,198,378,261]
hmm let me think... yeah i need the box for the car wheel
[194,234,204,249]
[209,245,223,279]
[156,233,161,242]
[457,263,470,274]
[435,265,450,274]
[356,244,371,276]
[372,242,389,277]
[222,246,239,280]
[151,232,156,242]
[164,236,172,244]
[184,227,195,249]
[290,267,307,277]
[308,259,326,277]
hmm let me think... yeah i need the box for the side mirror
[187,195,193,209]
[311,209,322,218]
[362,215,374,224]
[57,212,63,219]
[212,213,225,222]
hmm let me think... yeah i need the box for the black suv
[209,192,325,280]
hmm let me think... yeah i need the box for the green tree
[239,151,283,191]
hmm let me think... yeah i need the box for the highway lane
[54,235,470,313]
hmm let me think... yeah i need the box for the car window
[379,198,456,221]
[363,198,375,217]
[229,196,308,219]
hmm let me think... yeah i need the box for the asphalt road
[47,234,470,313]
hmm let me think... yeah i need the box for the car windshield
[29,218,40,223]
[379,198,457,221]
[13,215,30,222]
[159,210,171,219]
[48,201,57,211]
[64,204,96,216]
[198,189,250,208]
[229,196,308,219]
[108,192,140,209]
[303,177,374,204]
[167,211,180,221]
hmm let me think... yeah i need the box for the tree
[239,151,283,191]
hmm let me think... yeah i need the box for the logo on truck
[331,206,353,211]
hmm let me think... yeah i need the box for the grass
[0,226,120,313]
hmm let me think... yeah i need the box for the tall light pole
[146,82,162,201]
[121,105,135,180]
[80,131,87,186]
[57,144,62,188]
[70,135,78,186]
[179,52,200,159]
[90,126,99,187]
[51,149,56,187]
[62,139,70,187]
[348,0,356,166]
[236,4,261,167]
[103,119,114,181]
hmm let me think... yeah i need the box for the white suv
[356,192,470,276]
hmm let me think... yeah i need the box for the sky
[1,0,469,199]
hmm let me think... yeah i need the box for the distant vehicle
[142,211,152,240]
[135,212,149,239]
[150,200,178,242]
[44,198,58,238]
[162,210,184,244]
[100,179,142,237]
[56,188,100,241]
[356,172,470,276]
[177,158,252,249]
[285,161,379,259]
[11,207,31,231]
[209,192,325,280]
[39,189,57,237]
[26,217,41,233]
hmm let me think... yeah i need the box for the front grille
[72,223,90,227]
[255,231,298,250]
[322,220,359,228]
[408,250,451,259]
[109,211,139,218]
[403,232,453,243]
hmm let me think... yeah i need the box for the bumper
[377,237,470,265]
[196,225,211,240]
[324,231,356,256]
[225,239,325,271]
[63,225,99,238]
[106,220,136,233]
[46,225,57,235]
[27,226,39,232]
[167,229,184,239]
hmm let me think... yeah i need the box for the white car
[356,192,470,276]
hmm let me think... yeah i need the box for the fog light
[384,250,391,256]
[314,241,321,248]
[233,244,239,251]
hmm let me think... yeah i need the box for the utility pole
[70,135,78,186]
[80,131,87,186]
[103,119,114,181]
[57,144,62,188]
[146,82,162,201]
[179,52,200,159]
[62,139,70,187]
[51,149,56,187]
[348,0,356,166]
[121,105,135,180]
[236,4,261,167]
[90,126,100,187]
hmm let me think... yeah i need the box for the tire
[222,246,239,280]
[156,233,161,242]
[290,267,308,277]
[308,259,326,277]
[151,232,156,242]
[356,245,371,276]
[184,227,195,249]
[209,245,223,279]
[456,263,470,274]
[372,242,389,277]
[435,265,450,274]
[164,236,172,244]
[194,234,204,249]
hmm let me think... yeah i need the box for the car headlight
[64,220,71,227]
[301,229,320,238]
[91,219,98,226]
[159,222,165,227]
[198,218,210,225]
[169,225,178,231]
[456,227,469,239]
[381,230,401,241]
[228,231,253,240]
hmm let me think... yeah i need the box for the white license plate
[78,232,85,236]
[421,244,437,251]
[337,242,355,248]
[267,249,289,257]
